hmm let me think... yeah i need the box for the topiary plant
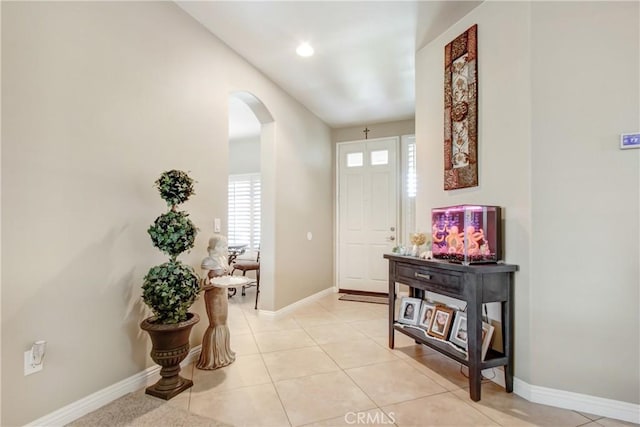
[154,169,195,207]
[142,170,200,324]
[148,210,197,260]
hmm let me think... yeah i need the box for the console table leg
[469,369,482,402]
[505,365,514,393]
[389,297,396,349]
[388,275,395,349]
[502,282,514,393]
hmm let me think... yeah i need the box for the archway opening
[228,91,275,310]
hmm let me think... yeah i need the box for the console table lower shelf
[393,323,508,369]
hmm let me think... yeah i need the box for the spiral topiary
[142,170,200,324]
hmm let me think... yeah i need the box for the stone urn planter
[140,313,200,399]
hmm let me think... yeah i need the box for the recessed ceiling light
[296,42,314,58]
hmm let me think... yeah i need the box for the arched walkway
[229,91,275,311]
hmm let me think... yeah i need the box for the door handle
[387,236,396,241]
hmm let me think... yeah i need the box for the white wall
[416,0,639,406]
[272,114,334,308]
[1,2,333,425]
[530,1,639,403]
[416,0,533,381]
[332,119,415,143]
[229,135,260,175]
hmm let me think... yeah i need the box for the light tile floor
[140,291,636,427]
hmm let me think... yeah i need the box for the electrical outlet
[214,218,221,233]
[24,350,43,376]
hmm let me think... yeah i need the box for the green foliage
[148,210,197,260]
[154,170,195,207]
[143,170,200,324]
[142,261,200,324]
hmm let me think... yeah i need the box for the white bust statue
[201,234,229,282]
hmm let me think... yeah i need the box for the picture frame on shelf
[397,297,421,325]
[418,302,436,330]
[449,311,468,349]
[481,323,495,361]
[427,305,455,339]
[448,312,496,361]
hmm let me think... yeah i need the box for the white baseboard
[258,286,337,317]
[457,366,638,424]
[27,345,202,427]
[485,366,505,388]
[512,377,640,424]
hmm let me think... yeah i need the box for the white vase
[411,244,419,257]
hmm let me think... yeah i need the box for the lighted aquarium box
[431,205,502,264]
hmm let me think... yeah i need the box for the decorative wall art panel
[444,24,478,190]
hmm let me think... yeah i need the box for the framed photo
[397,297,421,325]
[427,305,455,339]
[449,312,468,349]
[481,323,495,361]
[418,302,436,330]
[448,312,496,361]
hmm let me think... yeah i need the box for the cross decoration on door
[363,127,370,139]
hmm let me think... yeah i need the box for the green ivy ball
[155,170,195,207]
[148,210,197,258]
[142,261,200,324]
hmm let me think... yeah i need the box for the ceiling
[176,1,482,135]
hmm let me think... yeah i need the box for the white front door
[337,137,398,294]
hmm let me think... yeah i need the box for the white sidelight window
[401,135,416,246]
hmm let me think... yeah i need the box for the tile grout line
[224,293,437,426]
[247,298,296,427]
[298,300,429,426]
[446,386,508,426]
[275,296,391,425]
[298,306,388,427]
[332,299,499,426]
[216,293,543,427]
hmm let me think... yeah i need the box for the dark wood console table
[384,254,517,401]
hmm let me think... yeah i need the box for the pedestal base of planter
[145,376,193,400]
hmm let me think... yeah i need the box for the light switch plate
[214,218,221,233]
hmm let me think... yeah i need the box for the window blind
[228,173,261,250]
[407,141,417,198]
[401,136,417,246]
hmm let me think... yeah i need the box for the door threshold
[338,289,388,297]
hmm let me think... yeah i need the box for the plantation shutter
[407,141,417,198]
[401,136,417,246]
[228,173,261,250]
